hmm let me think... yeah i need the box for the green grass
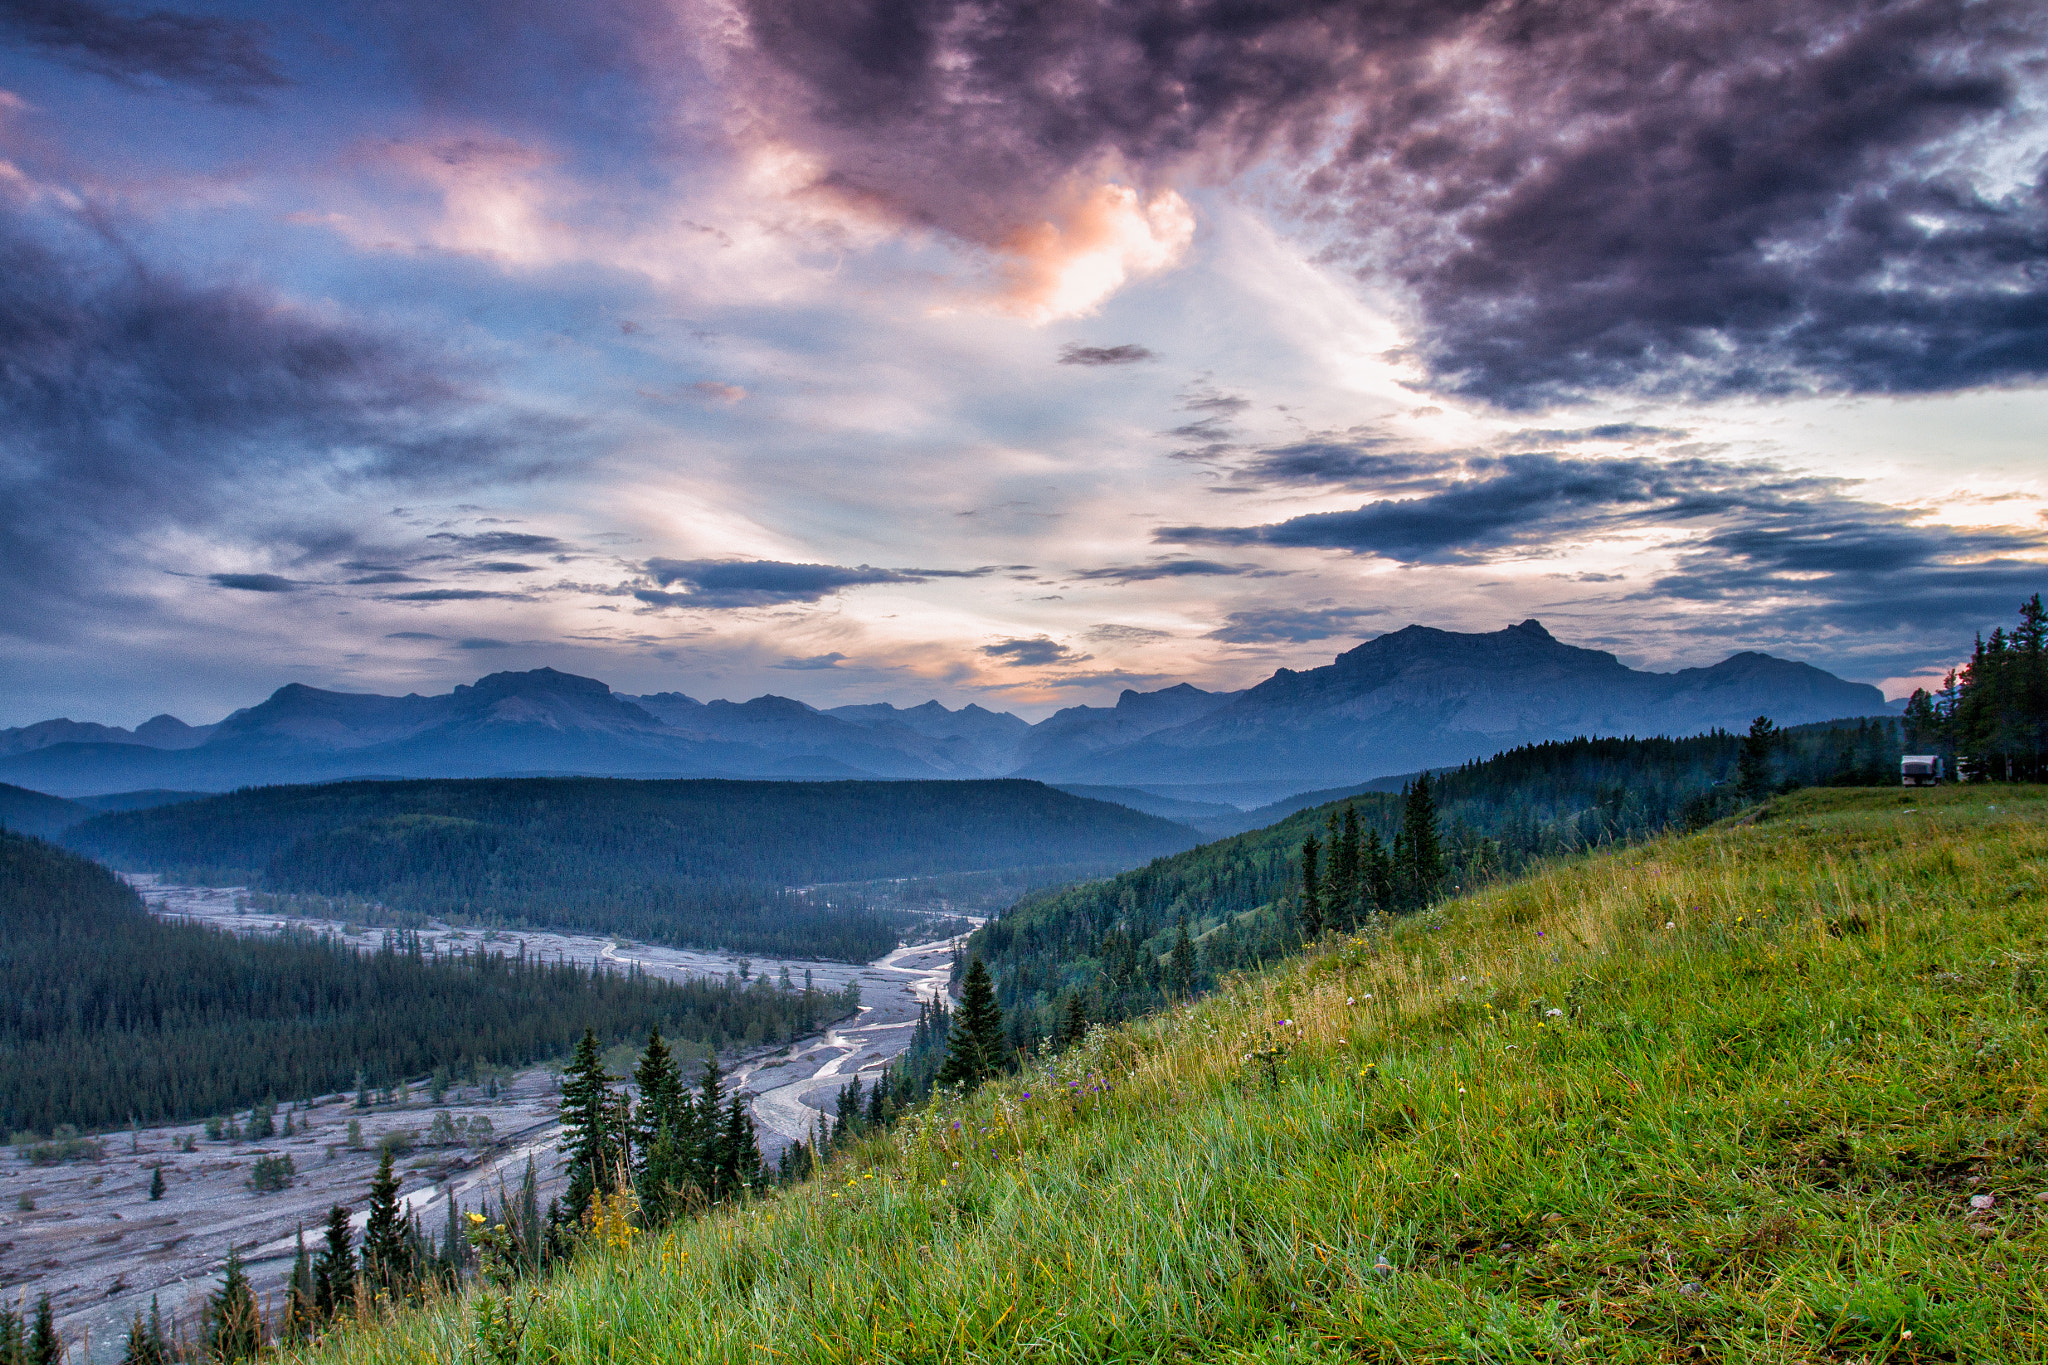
[303,786,2048,1364]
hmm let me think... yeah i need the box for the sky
[2,0,2045,728]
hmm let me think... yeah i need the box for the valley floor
[7,882,965,1363]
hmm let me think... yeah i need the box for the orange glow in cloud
[990,183,1195,322]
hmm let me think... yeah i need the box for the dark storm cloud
[1164,454,1833,563]
[981,637,1088,668]
[0,203,561,641]
[1652,518,2048,633]
[1233,437,1447,491]
[637,559,920,610]
[1074,559,1285,582]
[428,532,567,556]
[381,588,528,602]
[0,0,286,100]
[1205,606,1386,645]
[730,0,2048,403]
[207,572,297,593]
[1058,343,1155,366]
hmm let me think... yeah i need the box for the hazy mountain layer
[0,623,1889,797]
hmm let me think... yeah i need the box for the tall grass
[301,786,2048,1363]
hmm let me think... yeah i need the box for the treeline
[0,831,856,1133]
[1904,594,2048,781]
[65,778,1197,960]
[965,715,1904,1050]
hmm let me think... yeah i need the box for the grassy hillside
[975,719,1905,1045]
[300,784,2046,1364]
[66,777,1200,960]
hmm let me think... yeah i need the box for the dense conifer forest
[1904,593,2048,779]
[0,831,854,1134]
[967,713,1907,1050]
[63,777,1197,960]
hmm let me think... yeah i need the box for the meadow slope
[301,786,2048,1364]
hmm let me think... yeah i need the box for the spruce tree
[1326,806,1361,932]
[284,1225,316,1341]
[630,1026,684,1182]
[361,1148,412,1299]
[936,958,1005,1091]
[204,1250,261,1363]
[28,1295,57,1365]
[119,1298,171,1365]
[148,1164,165,1201]
[557,1028,621,1227]
[1058,990,1089,1049]
[1361,827,1394,917]
[1397,773,1444,908]
[1167,921,1198,1000]
[721,1095,763,1195]
[1297,833,1324,938]
[1738,715,1778,800]
[313,1203,355,1319]
[688,1057,726,1204]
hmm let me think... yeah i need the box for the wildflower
[1665,921,1675,929]
[1535,931,1544,938]
[1545,1008,1563,1018]
[1347,997,1355,1005]
[1457,1086,1466,1094]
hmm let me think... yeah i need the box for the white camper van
[1901,755,1941,787]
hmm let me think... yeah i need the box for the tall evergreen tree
[361,1148,412,1299]
[313,1203,355,1319]
[203,1250,261,1363]
[27,1296,57,1365]
[284,1225,316,1341]
[687,1057,726,1204]
[630,1026,684,1178]
[1397,773,1444,908]
[1057,990,1089,1049]
[721,1095,764,1194]
[1166,921,1198,1000]
[119,1297,171,1365]
[1325,806,1361,932]
[148,1164,165,1201]
[1738,715,1779,800]
[1361,828,1394,917]
[936,957,1005,1091]
[557,1028,623,1227]
[1297,833,1324,938]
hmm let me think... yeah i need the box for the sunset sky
[3,0,2044,727]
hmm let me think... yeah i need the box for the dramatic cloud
[981,637,1088,668]
[1165,454,1836,563]
[729,0,2048,403]
[771,652,848,670]
[1206,606,1387,644]
[637,559,921,610]
[1057,343,1155,367]
[429,532,567,556]
[382,588,527,602]
[1075,558,1283,583]
[207,572,297,593]
[0,199,560,642]
[0,0,287,100]
[473,561,536,573]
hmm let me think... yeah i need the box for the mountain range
[0,620,1890,800]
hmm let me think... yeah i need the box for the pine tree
[204,1250,261,1363]
[936,957,1005,1091]
[118,1297,171,1365]
[313,1203,356,1319]
[557,1028,621,1227]
[1326,806,1361,932]
[148,1164,165,1201]
[722,1095,763,1195]
[687,1057,726,1204]
[284,1225,316,1341]
[1057,990,1089,1048]
[27,1295,57,1365]
[1166,921,1198,1000]
[1397,773,1444,908]
[362,1148,413,1300]
[630,1026,684,1182]
[1737,715,1778,800]
[1361,827,1394,917]
[1297,833,1324,938]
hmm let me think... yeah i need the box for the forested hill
[971,716,1904,1048]
[0,830,852,1133]
[66,777,1200,959]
